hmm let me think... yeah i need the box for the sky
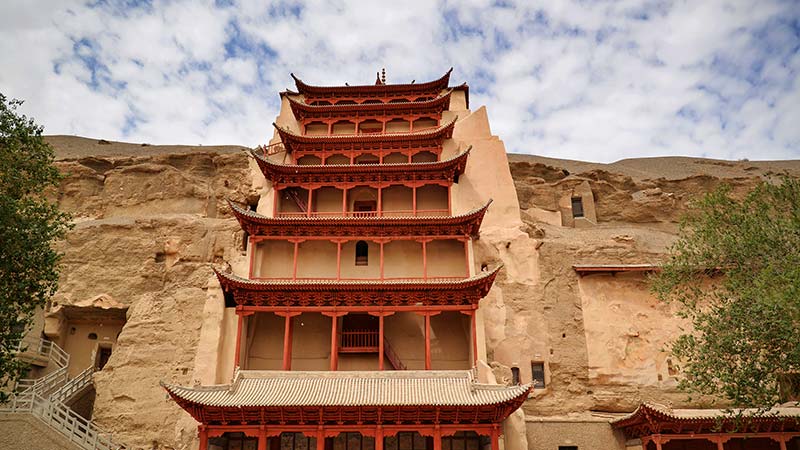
[0,0,798,163]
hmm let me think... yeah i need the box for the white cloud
[0,0,797,162]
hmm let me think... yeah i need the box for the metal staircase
[1,337,126,449]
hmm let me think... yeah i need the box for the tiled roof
[163,370,530,408]
[274,118,456,147]
[612,402,800,428]
[288,91,452,119]
[291,69,452,96]
[252,146,470,175]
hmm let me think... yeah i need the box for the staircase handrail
[1,393,124,449]
[17,336,70,369]
[51,366,95,405]
[383,337,406,371]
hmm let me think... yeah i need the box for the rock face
[44,135,800,449]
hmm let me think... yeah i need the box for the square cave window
[531,361,546,388]
[558,447,578,450]
[571,197,584,218]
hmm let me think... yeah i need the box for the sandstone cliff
[44,135,800,448]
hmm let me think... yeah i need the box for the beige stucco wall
[577,273,685,389]
[61,320,124,377]
[525,419,626,450]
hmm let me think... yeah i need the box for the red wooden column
[421,240,429,280]
[258,426,267,450]
[198,425,208,450]
[433,426,441,450]
[490,425,500,450]
[248,236,256,278]
[377,186,383,216]
[379,315,385,370]
[342,188,348,215]
[336,241,343,280]
[317,427,325,450]
[233,311,244,372]
[779,436,788,450]
[462,239,470,277]
[292,240,300,280]
[324,312,347,370]
[306,188,313,217]
[412,186,417,215]
[375,426,384,450]
[378,240,386,280]
[277,312,301,370]
[424,314,431,369]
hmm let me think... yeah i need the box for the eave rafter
[213,265,502,309]
[274,118,456,154]
[229,198,491,239]
[291,69,452,101]
[251,147,470,188]
[289,91,452,121]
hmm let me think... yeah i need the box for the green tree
[0,94,71,400]
[652,178,800,410]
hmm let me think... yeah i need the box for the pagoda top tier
[290,69,452,103]
[274,118,456,154]
[288,91,452,121]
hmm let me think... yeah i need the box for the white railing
[3,337,127,449]
[1,393,123,449]
[51,366,95,405]
[16,336,70,369]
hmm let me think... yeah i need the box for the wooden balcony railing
[275,209,450,218]
[339,330,379,352]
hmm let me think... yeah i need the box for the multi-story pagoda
[164,70,530,450]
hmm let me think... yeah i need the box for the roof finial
[381,67,386,84]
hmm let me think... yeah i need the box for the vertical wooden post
[258,426,267,450]
[327,122,332,135]
[292,241,300,280]
[248,236,256,278]
[422,241,428,281]
[447,185,452,215]
[471,311,478,365]
[463,240,470,277]
[307,188,313,217]
[424,314,431,370]
[342,188,348,216]
[317,427,325,450]
[233,313,243,372]
[330,315,339,371]
[412,186,417,215]
[375,426,384,450]
[336,241,342,280]
[778,437,788,450]
[378,315,385,370]
[433,426,441,450]
[379,242,385,280]
[282,314,294,370]
[198,425,208,450]
[378,186,383,217]
[490,425,499,450]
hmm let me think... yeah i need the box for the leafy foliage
[652,178,800,410]
[0,93,71,400]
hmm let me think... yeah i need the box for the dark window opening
[384,432,427,450]
[571,196,584,218]
[531,361,546,388]
[441,431,482,450]
[355,241,369,266]
[88,332,98,340]
[353,201,377,216]
[511,366,521,385]
[242,231,249,252]
[558,447,578,450]
[97,346,112,370]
